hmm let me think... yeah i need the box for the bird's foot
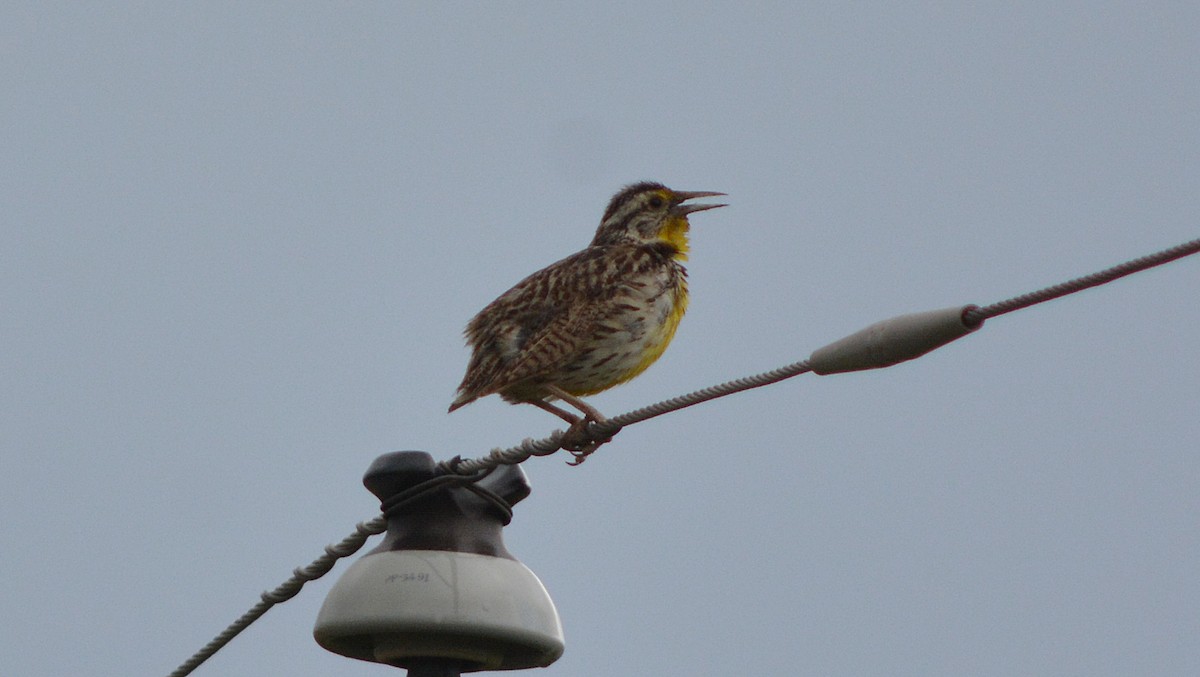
[561,415,617,466]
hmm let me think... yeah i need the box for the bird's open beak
[672,190,727,216]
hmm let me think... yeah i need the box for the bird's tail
[447,390,475,413]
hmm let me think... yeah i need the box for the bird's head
[590,181,726,259]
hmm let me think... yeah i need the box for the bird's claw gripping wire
[559,417,620,465]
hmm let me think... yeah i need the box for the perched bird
[449,181,726,463]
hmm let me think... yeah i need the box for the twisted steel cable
[452,236,1200,474]
[168,236,1198,675]
[167,516,387,677]
[963,237,1200,325]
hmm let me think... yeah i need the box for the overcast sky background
[3,3,1198,676]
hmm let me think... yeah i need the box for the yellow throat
[660,214,691,261]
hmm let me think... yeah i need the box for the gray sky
[3,3,1198,676]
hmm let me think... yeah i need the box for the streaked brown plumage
[449,181,725,462]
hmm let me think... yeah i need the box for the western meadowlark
[449,181,726,464]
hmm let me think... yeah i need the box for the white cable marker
[809,305,981,375]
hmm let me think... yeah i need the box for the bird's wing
[487,299,601,394]
[452,247,611,404]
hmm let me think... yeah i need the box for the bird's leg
[526,397,581,425]
[542,384,605,422]
[541,385,616,465]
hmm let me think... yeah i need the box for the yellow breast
[621,214,691,378]
[557,271,689,396]
[623,282,688,382]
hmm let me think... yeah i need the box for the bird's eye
[647,195,666,209]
